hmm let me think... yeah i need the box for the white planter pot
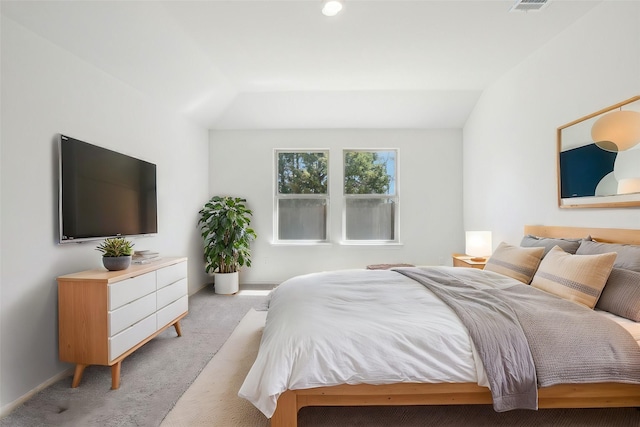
[214,271,239,295]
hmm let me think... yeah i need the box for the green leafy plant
[96,237,134,257]
[198,196,257,274]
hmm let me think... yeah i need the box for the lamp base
[469,257,486,262]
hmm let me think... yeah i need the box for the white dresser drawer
[109,313,156,361]
[157,278,188,310]
[109,293,156,336]
[156,261,187,290]
[157,295,188,330]
[109,272,156,311]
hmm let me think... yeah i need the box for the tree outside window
[275,151,329,241]
[343,150,398,242]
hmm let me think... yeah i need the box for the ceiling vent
[510,0,549,12]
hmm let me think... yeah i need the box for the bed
[239,226,640,427]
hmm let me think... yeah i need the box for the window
[275,151,329,242]
[343,150,398,242]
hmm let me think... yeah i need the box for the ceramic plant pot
[103,255,132,271]
[214,271,239,294]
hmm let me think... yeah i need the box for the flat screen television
[59,134,158,244]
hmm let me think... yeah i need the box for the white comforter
[238,267,518,418]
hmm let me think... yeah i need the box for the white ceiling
[1,1,601,130]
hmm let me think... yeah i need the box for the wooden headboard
[524,225,640,245]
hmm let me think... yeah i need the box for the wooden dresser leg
[173,320,183,337]
[71,364,87,388]
[111,362,121,390]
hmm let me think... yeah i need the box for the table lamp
[465,231,492,262]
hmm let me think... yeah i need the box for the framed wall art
[557,96,640,208]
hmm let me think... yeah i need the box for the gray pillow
[520,234,584,257]
[596,268,640,322]
[576,240,640,272]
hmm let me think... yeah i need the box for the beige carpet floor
[161,309,270,427]
[161,309,640,427]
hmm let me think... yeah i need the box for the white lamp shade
[466,231,492,257]
[591,110,640,152]
[322,0,343,16]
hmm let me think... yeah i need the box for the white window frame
[273,149,330,244]
[342,149,399,245]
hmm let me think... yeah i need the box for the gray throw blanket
[394,267,640,412]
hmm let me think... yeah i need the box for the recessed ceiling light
[322,0,343,17]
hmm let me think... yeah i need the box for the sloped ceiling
[1,1,600,129]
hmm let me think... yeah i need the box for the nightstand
[452,254,487,270]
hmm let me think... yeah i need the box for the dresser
[57,257,188,389]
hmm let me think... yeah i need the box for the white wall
[463,1,640,246]
[0,17,210,412]
[209,129,464,284]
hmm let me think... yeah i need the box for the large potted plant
[198,196,257,294]
[96,237,134,271]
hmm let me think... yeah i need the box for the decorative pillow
[596,268,640,322]
[576,240,640,272]
[531,246,616,309]
[484,242,544,284]
[520,234,586,257]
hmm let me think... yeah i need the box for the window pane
[344,151,395,195]
[345,198,395,240]
[278,152,328,194]
[278,199,327,240]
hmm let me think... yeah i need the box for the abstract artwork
[557,96,640,208]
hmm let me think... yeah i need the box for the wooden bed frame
[269,225,640,427]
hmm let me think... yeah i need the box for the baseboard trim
[1,367,73,419]
[189,281,210,296]
[190,282,275,296]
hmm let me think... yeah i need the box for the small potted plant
[198,196,256,294]
[96,237,134,271]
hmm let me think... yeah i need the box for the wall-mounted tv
[59,134,157,244]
